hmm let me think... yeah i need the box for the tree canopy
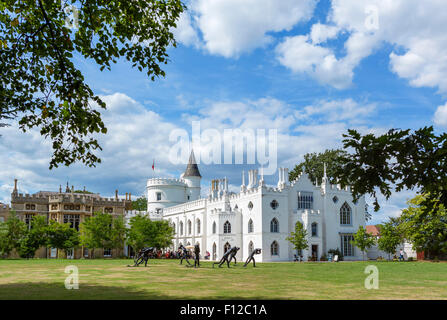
[132,196,147,211]
[289,149,348,184]
[352,226,376,261]
[0,0,184,168]
[336,126,447,212]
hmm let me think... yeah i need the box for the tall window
[25,214,34,230]
[341,234,355,256]
[298,191,313,209]
[248,241,254,254]
[196,219,201,234]
[63,214,80,231]
[223,221,231,234]
[270,218,279,233]
[340,202,352,225]
[180,221,183,235]
[271,241,279,256]
[311,222,318,237]
[188,220,192,235]
[156,192,161,201]
[248,219,254,233]
[172,222,176,234]
[212,221,216,234]
[104,248,112,257]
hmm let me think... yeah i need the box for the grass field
[0,259,446,299]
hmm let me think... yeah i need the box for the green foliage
[289,149,348,184]
[286,221,309,253]
[132,196,147,211]
[127,214,173,252]
[336,127,447,211]
[377,219,402,260]
[0,211,27,256]
[18,215,47,259]
[80,212,126,256]
[352,226,376,261]
[0,0,184,168]
[399,193,447,259]
[46,219,80,254]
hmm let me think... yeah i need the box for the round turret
[146,178,188,213]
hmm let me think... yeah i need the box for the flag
[152,159,155,171]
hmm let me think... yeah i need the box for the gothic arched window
[196,219,201,234]
[270,218,279,233]
[224,221,231,234]
[271,241,279,256]
[187,220,192,235]
[248,219,254,233]
[179,221,183,235]
[212,221,216,234]
[340,202,352,225]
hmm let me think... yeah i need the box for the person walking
[194,244,201,268]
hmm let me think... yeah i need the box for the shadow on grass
[0,282,271,300]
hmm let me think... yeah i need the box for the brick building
[6,179,132,259]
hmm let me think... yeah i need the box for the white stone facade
[144,154,367,262]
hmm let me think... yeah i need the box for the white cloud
[172,11,200,48]
[433,102,447,127]
[178,0,317,58]
[298,98,377,122]
[276,0,447,94]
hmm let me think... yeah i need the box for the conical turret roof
[184,150,201,177]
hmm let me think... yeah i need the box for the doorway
[311,245,318,261]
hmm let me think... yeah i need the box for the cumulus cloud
[433,102,447,127]
[175,0,317,58]
[276,0,447,93]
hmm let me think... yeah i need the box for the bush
[408,257,414,261]
[320,254,327,261]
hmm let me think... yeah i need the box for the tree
[398,193,447,259]
[1,1,184,168]
[336,127,447,212]
[286,221,309,260]
[18,215,47,259]
[289,149,348,183]
[132,196,148,211]
[352,226,376,261]
[80,212,125,257]
[127,214,173,252]
[46,220,80,257]
[377,219,402,260]
[0,211,27,257]
[152,220,174,249]
[127,214,155,253]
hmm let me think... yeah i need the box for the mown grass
[0,259,446,299]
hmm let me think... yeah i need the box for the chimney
[83,186,86,193]
[125,192,128,201]
[13,179,17,193]
[115,189,118,200]
[59,185,62,193]
[71,185,74,193]
[129,193,131,201]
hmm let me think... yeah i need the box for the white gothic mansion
[141,151,367,262]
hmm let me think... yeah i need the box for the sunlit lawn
[0,259,446,299]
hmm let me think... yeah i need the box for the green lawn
[0,259,446,299]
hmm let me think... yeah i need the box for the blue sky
[2,0,447,224]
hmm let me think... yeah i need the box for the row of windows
[176,219,201,236]
[210,241,280,258]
